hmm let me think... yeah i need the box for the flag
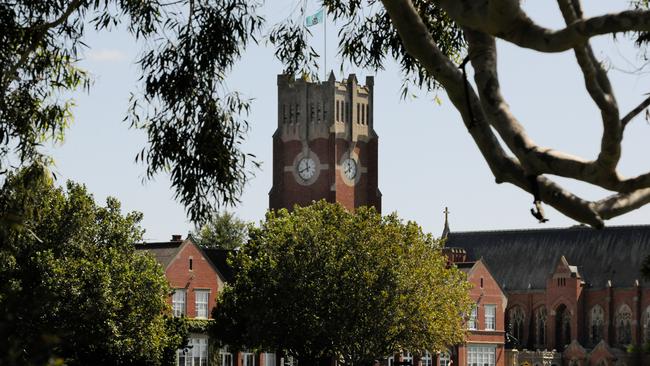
[305,8,324,27]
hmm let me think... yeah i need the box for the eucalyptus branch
[435,0,650,53]
[1,0,85,93]
[622,94,650,127]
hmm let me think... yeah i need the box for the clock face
[342,158,357,180]
[297,157,316,180]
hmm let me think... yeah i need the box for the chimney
[171,234,182,242]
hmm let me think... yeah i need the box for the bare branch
[596,188,650,219]
[556,0,622,172]
[436,0,650,53]
[622,94,650,127]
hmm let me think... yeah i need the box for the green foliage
[187,318,215,333]
[211,201,471,366]
[0,0,264,223]
[0,166,187,366]
[191,211,251,249]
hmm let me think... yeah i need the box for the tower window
[361,103,365,124]
[366,104,370,124]
[283,104,287,124]
[357,103,360,124]
[336,100,340,121]
[310,103,315,122]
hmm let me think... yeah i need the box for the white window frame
[485,304,496,331]
[195,290,210,319]
[421,352,432,366]
[439,352,451,366]
[243,351,255,366]
[467,345,496,366]
[469,305,478,330]
[177,336,208,366]
[263,353,276,366]
[402,352,413,365]
[173,289,186,317]
[219,347,233,366]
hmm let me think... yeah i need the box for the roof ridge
[448,224,650,235]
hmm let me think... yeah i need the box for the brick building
[446,224,650,366]
[269,73,381,212]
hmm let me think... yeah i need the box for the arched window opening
[590,305,605,345]
[508,306,525,347]
[535,307,547,349]
[555,304,571,351]
[616,304,633,345]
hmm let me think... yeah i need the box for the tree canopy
[0,165,187,366]
[2,1,650,226]
[210,201,472,366]
[191,211,250,249]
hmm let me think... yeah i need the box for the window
[189,258,193,271]
[177,337,208,366]
[263,353,276,366]
[469,305,478,330]
[439,352,451,366]
[535,307,547,347]
[356,103,360,123]
[467,345,495,366]
[480,277,484,288]
[508,306,525,343]
[219,347,233,366]
[172,289,186,317]
[243,351,255,366]
[336,100,340,121]
[402,352,412,365]
[590,305,605,345]
[421,352,432,366]
[282,356,296,366]
[195,290,209,319]
[616,304,633,345]
[485,304,496,331]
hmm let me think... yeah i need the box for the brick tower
[269,72,381,212]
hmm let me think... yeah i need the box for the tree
[211,201,472,366]
[191,211,250,249]
[3,1,650,227]
[0,165,187,366]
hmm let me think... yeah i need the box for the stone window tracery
[643,306,650,344]
[535,307,547,349]
[616,304,633,345]
[590,305,605,345]
[508,306,525,344]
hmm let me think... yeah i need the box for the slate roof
[204,248,237,283]
[135,241,183,268]
[445,225,650,291]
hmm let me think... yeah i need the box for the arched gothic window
[508,306,525,345]
[590,305,605,345]
[555,304,571,351]
[535,307,547,349]
[616,304,633,345]
[643,306,650,344]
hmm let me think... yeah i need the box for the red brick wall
[462,261,506,366]
[165,241,221,318]
[269,133,380,212]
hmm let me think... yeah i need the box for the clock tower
[269,72,381,212]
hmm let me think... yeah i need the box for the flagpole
[324,9,327,80]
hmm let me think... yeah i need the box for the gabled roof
[135,241,184,268]
[203,248,237,283]
[446,225,650,290]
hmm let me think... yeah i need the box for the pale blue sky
[47,1,650,241]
